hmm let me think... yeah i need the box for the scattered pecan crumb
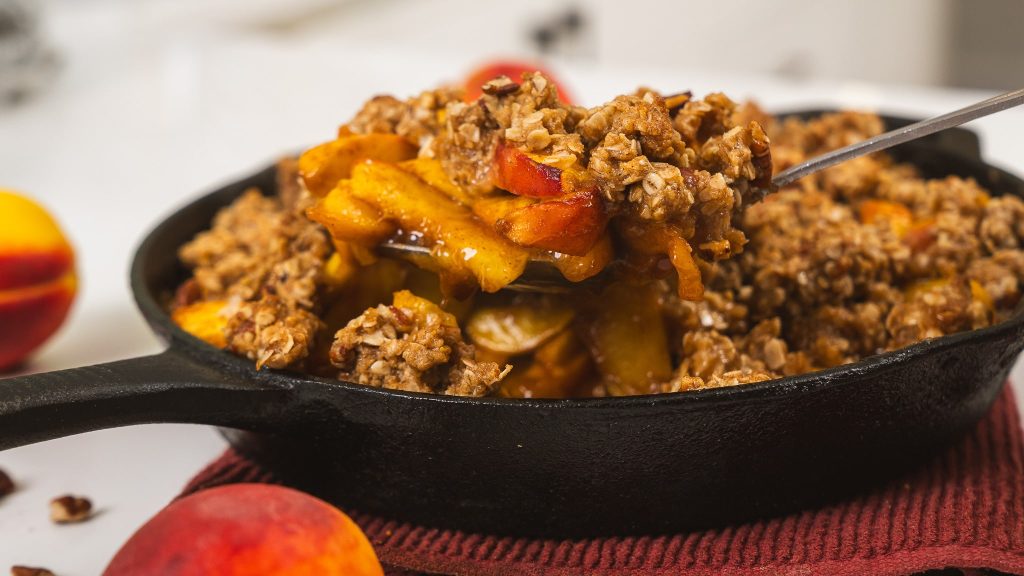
[481,76,520,97]
[49,495,92,524]
[0,469,13,498]
[11,566,55,576]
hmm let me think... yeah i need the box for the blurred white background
[1,0,1024,573]
[20,0,1024,92]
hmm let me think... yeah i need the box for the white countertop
[2,10,1024,574]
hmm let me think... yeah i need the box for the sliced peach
[392,289,460,330]
[498,329,593,399]
[306,181,397,246]
[347,161,530,293]
[0,190,77,371]
[299,134,417,198]
[0,272,76,371]
[171,300,229,349]
[465,296,574,355]
[860,199,913,237]
[496,182,607,256]
[397,158,475,206]
[619,221,704,301]
[0,251,73,292]
[549,232,614,282]
[904,277,950,300]
[970,279,995,313]
[905,276,994,315]
[321,258,410,330]
[470,194,537,229]
[321,247,359,289]
[491,143,607,255]
[401,265,476,323]
[580,282,674,396]
[666,235,703,301]
[903,217,937,252]
[493,142,564,199]
[0,191,74,290]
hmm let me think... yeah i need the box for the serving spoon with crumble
[380,87,1024,293]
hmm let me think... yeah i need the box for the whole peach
[103,484,384,576]
[0,190,76,371]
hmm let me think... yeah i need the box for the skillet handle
[0,346,292,451]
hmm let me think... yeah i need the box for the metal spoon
[771,87,1024,188]
[381,87,1024,292]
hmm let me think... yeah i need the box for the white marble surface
[2,7,1024,574]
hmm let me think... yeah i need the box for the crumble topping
[177,188,331,369]
[174,74,1024,398]
[347,73,772,262]
[329,293,508,396]
[655,111,1024,390]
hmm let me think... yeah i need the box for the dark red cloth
[182,386,1024,576]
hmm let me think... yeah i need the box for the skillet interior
[130,113,1024,537]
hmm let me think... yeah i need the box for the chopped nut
[664,91,693,113]
[49,495,92,524]
[481,76,520,97]
[11,566,55,576]
[0,468,13,498]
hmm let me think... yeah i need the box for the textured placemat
[183,386,1024,576]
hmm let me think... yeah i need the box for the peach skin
[103,484,385,576]
[0,190,76,371]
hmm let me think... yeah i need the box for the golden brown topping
[176,76,1024,398]
[178,190,330,306]
[886,277,989,348]
[225,296,323,370]
[348,88,461,151]
[330,291,508,396]
[176,188,332,370]
[303,73,775,300]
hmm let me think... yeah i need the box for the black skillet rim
[130,141,1024,411]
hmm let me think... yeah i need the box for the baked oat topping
[329,291,508,396]
[225,296,323,370]
[654,110,1023,390]
[179,189,330,305]
[174,72,1024,398]
[349,88,461,154]
[420,77,771,262]
[177,188,332,369]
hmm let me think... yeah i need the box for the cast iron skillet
[1,112,1023,538]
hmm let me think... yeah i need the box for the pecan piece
[49,495,92,524]
[11,567,56,576]
[481,76,520,97]
[0,468,13,498]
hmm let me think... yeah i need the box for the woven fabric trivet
[181,386,1024,576]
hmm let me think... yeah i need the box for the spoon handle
[772,87,1024,188]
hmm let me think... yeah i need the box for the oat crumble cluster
[329,292,508,396]
[660,111,1024,391]
[177,188,328,369]
[349,73,771,261]
[173,74,1024,398]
